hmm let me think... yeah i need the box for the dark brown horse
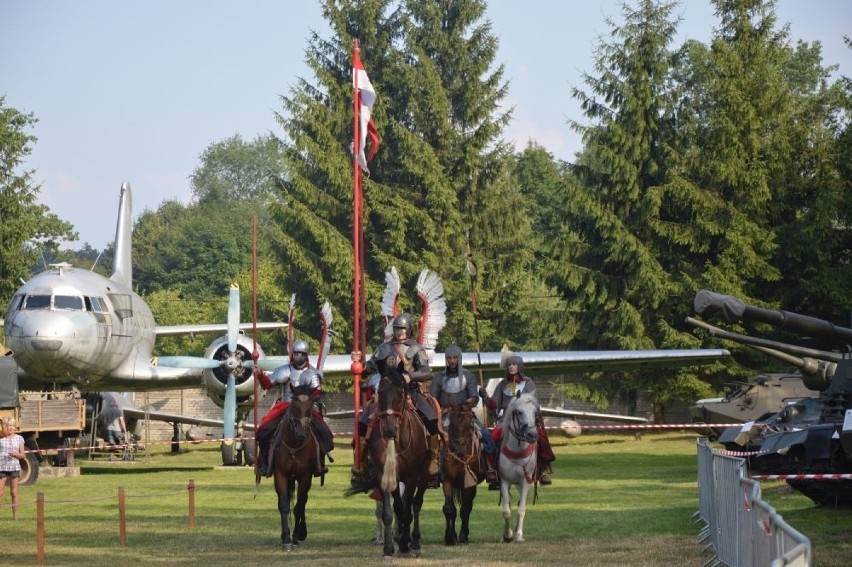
[440,400,486,545]
[350,369,430,558]
[272,391,320,551]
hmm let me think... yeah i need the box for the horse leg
[410,484,424,556]
[381,491,395,559]
[514,481,530,543]
[442,482,458,546]
[501,480,514,543]
[395,487,413,556]
[275,474,293,551]
[373,500,384,544]
[293,474,312,542]
[459,487,475,544]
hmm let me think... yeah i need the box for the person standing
[430,344,497,482]
[106,414,126,446]
[0,417,26,520]
[479,355,555,486]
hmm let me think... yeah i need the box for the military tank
[688,290,852,506]
[690,371,815,439]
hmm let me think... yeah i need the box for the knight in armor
[351,313,441,487]
[430,344,497,482]
[255,340,334,478]
[479,354,555,487]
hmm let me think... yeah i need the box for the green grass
[1,433,849,566]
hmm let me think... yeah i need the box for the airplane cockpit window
[54,295,85,311]
[23,295,51,310]
[91,297,108,313]
[8,294,24,311]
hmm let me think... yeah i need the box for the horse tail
[381,438,398,492]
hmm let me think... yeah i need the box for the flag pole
[350,38,364,467]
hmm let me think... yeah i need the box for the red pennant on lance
[353,50,380,173]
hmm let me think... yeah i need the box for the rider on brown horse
[430,344,497,482]
[255,342,334,478]
[351,313,441,487]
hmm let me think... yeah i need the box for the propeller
[155,356,222,369]
[222,284,240,440]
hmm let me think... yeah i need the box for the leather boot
[350,437,369,483]
[427,434,441,476]
[538,461,552,485]
[257,440,272,477]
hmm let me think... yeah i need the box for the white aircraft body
[4,182,730,463]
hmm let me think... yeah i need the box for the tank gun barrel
[693,290,852,344]
[686,316,836,391]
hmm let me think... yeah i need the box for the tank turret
[689,290,852,506]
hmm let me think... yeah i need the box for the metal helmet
[445,344,463,369]
[391,313,413,340]
[291,339,310,367]
[505,354,524,373]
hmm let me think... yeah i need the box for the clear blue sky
[2,1,849,250]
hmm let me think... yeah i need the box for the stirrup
[488,480,500,491]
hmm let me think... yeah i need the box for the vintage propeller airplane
[4,182,731,472]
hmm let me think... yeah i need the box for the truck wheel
[20,453,40,486]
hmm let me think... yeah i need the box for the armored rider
[351,313,441,487]
[479,354,555,487]
[255,340,334,477]
[430,344,498,483]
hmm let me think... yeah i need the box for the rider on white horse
[479,355,555,487]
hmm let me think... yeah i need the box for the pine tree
[270,0,536,352]
[544,1,716,417]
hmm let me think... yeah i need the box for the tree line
[2,0,850,418]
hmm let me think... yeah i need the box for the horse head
[377,365,407,440]
[445,399,476,455]
[506,393,539,446]
[286,388,314,441]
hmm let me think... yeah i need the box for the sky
[2,1,850,251]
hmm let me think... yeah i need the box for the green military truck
[1,348,86,485]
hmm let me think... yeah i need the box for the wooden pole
[36,492,45,566]
[118,486,127,548]
[187,479,196,528]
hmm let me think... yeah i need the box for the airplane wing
[318,348,729,380]
[122,406,237,430]
[155,322,287,337]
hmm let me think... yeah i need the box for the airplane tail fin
[110,181,133,288]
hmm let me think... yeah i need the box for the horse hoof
[283,543,293,552]
[503,536,513,543]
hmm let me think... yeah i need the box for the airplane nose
[8,310,77,367]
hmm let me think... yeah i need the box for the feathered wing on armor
[381,266,401,340]
[316,301,333,373]
[416,268,446,355]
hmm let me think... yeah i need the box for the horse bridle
[510,405,533,445]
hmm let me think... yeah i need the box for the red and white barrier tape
[752,473,852,481]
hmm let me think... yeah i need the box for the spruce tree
[271,0,536,352]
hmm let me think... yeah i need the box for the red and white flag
[353,50,380,173]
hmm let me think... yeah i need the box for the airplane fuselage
[4,263,156,386]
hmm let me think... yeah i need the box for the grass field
[1,432,849,566]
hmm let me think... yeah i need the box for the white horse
[497,392,539,543]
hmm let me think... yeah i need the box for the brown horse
[272,391,320,551]
[349,369,430,558]
[440,400,485,545]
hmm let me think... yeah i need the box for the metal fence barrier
[696,437,811,567]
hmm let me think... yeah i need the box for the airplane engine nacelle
[201,333,267,412]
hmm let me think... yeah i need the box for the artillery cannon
[689,290,852,506]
